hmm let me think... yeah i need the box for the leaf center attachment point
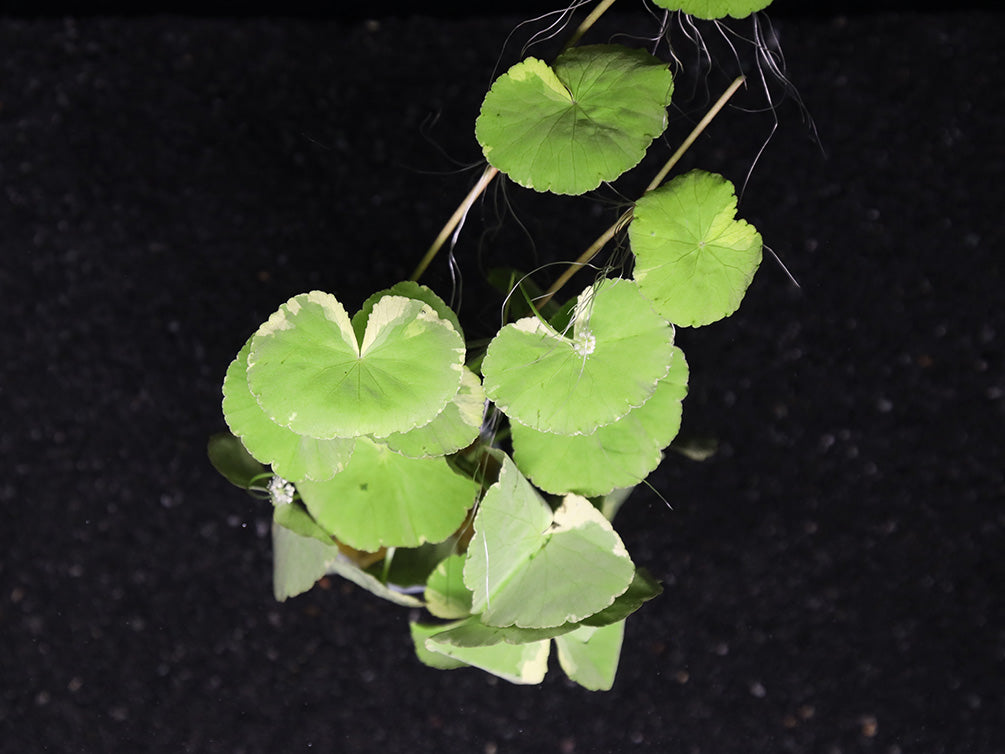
[574,331,597,358]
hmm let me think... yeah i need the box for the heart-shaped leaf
[630,170,762,327]
[247,291,464,440]
[511,347,689,496]
[482,278,675,435]
[222,337,355,481]
[296,437,479,551]
[651,0,772,19]
[463,454,635,629]
[476,45,674,195]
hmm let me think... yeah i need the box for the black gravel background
[2,9,1003,754]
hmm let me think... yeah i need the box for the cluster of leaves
[211,0,772,690]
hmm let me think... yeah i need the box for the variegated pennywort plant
[210,0,781,690]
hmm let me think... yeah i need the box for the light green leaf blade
[297,437,479,551]
[476,45,673,195]
[555,621,626,691]
[222,338,355,481]
[425,552,473,620]
[207,430,267,489]
[355,281,464,341]
[482,278,675,435]
[410,622,470,671]
[630,170,762,327]
[271,504,339,602]
[462,452,551,615]
[651,0,772,19]
[247,291,464,439]
[511,346,689,496]
[423,622,551,685]
[384,367,485,459]
[464,454,635,629]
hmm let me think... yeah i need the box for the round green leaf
[296,437,479,551]
[463,454,635,629]
[630,170,762,327]
[651,0,773,19]
[222,338,355,481]
[482,278,675,436]
[384,367,485,459]
[511,346,689,496]
[247,291,464,439]
[475,45,674,195]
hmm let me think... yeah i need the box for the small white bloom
[267,475,296,507]
[573,331,596,358]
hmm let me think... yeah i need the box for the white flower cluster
[267,475,296,507]
[573,331,597,358]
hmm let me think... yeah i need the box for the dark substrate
[1,9,1003,754]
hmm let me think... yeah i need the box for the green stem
[538,210,632,309]
[645,74,746,193]
[563,0,619,51]
[539,74,747,306]
[410,165,498,282]
[380,547,395,584]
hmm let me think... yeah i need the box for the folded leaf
[463,453,635,629]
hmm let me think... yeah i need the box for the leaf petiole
[410,165,498,282]
[562,0,620,51]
